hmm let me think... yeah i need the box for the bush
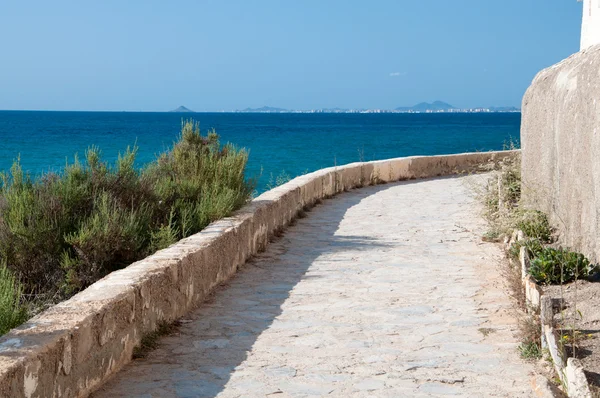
[0,120,253,303]
[529,247,591,285]
[0,263,27,335]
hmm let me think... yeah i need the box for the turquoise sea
[0,111,520,193]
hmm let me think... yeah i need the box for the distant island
[169,106,195,113]
[233,102,520,114]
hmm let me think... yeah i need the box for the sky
[0,1,584,111]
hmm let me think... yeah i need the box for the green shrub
[529,247,591,285]
[515,210,552,243]
[0,120,253,304]
[0,263,27,335]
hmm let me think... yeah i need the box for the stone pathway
[94,176,536,397]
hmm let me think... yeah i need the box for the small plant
[266,170,292,190]
[517,312,542,360]
[478,327,495,337]
[482,229,501,242]
[0,264,27,335]
[508,238,544,261]
[499,161,521,209]
[529,247,591,285]
[518,341,542,360]
[560,329,594,345]
[515,210,552,243]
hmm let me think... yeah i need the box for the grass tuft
[518,341,543,360]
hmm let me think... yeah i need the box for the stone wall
[0,151,515,398]
[521,45,600,263]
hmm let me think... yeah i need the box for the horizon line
[0,108,522,114]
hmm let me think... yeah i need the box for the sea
[0,111,520,193]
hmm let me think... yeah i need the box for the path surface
[94,176,536,397]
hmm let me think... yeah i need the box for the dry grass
[473,151,545,360]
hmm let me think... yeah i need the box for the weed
[482,229,501,242]
[266,170,292,190]
[516,293,543,360]
[475,152,521,238]
[478,327,495,337]
[501,255,527,308]
[508,238,544,261]
[560,329,594,346]
[132,320,180,359]
[519,341,543,360]
[296,209,307,219]
[515,210,553,243]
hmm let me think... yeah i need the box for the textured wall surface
[521,45,600,263]
[0,151,515,398]
[582,0,600,50]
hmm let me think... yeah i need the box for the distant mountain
[239,106,288,113]
[169,106,194,113]
[395,101,456,112]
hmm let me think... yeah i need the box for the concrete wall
[521,45,600,263]
[581,0,600,50]
[0,151,515,398]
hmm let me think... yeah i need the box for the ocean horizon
[0,111,520,193]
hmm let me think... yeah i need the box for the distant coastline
[234,101,520,114]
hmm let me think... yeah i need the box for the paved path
[94,176,536,397]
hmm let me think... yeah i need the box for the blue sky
[0,1,583,111]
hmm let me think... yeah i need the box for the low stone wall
[0,150,516,398]
[521,44,600,264]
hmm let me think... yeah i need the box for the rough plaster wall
[521,45,600,263]
[582,0,600,50]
